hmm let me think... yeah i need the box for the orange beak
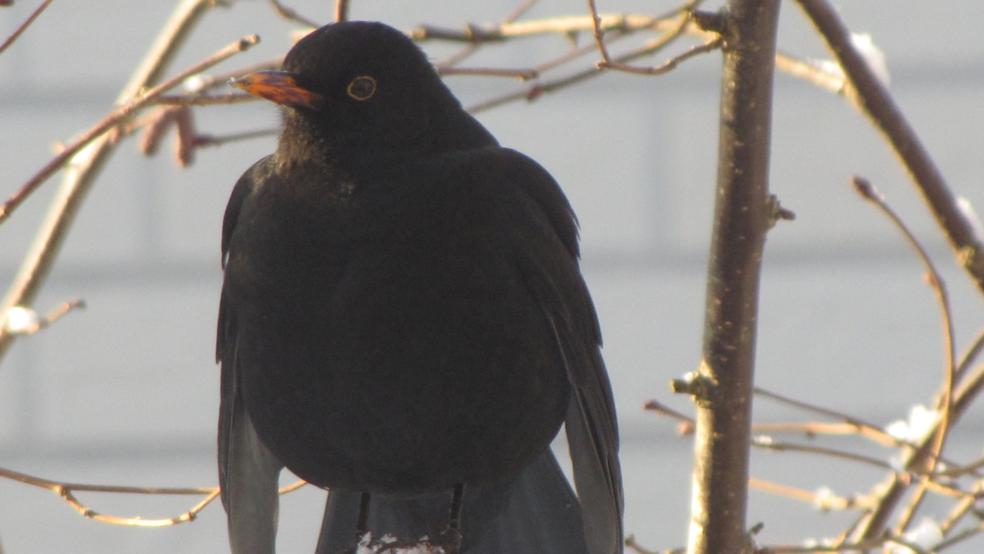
[231,70,323,110]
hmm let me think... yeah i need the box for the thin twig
[268,0,319,28]
[1,465,307,527]
[644,400,694,424]
[180,58,283,93]
[2,298,84,335]
[437,66,538,80]
[852,176,957,535]
[758,534,927,553]
[613,36,721,76]
[0,0,224,370]
[934,520,984,551]
[507,24,638,77]
[749,477,866,511]
[0,0,54,55]
[798,0,984,295]
[416,8,853,110]
[938,493,976,535]
[436,0,541,69]
[153,92,257,106]
[334,0,348,22]
[410,12,683,43]
[57,487,222,527]
[587,0,617,66]
[2,465,215,527]
[649,395,976,480]
[932,454,984,478]
[751,435,896,472]
[587,0,711,75]
[956,325,984,381]
[502,0,539,22]
[774,51,845,96]
[0,34,259,222]
[468,27,717,113]
[754,387,904,448]
[625,534,668,554]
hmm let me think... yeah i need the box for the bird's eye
[346,75,377,101]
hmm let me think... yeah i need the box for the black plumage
[217,21,622,554]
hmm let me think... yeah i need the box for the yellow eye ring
[346,75,377,101]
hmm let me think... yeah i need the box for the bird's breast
[229,171,570,492]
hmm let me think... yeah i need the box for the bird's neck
[274,101,497,172]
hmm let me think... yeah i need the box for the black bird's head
[233,21,493,163]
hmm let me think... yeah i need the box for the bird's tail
[315,449,589,553]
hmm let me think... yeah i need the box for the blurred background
[2,0,983,551]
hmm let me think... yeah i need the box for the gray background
[2,0,983,552]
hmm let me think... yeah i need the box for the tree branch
[0,465,305,527]
[0,34,258,221]
[2,299,84,335]
[797,0,984,296]
[683,2,781,552]
[848,176,958,540]
[0,0,53,55]
[0,0,238,367]
[268,0,319,29]
[334,0,348,23]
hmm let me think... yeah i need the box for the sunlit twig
[268,0,319,28]
[0,465,306,527]
[0,34,260,222]
[798,0,984,296]
[852,176,957,535]
[334,0,348,23]
[2,298,84,336]
[0,0,54,55]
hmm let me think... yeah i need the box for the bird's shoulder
[221,156,272,266]
[433,146,580,259]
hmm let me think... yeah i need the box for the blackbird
[217,21,622,554]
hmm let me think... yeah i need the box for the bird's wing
[217,158,284,554]
[482,148,624,554]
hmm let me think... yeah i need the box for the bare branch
[608,36,720,76]
[759,535,929,553]
[334,0,348,23]
[435,0,540,68]
[0,0,236,369]
[754,386,907,448]
[625,534,666,554]
[956,325,984,381]
[2,299,84,336]
[751,436,895,472]
[0,0,54,55]
[410,12,683,43]
[153,92,258,106]
[684,3,781,552]
[798,0,984,296]
[438,66,538,80]
[268,0,319,28]
[467,25,716,114]
[587,0,716,75]
[749,477,866,512]
[934,519,984,551]
[774,51,846,96]
[0,465,306,527]
[0,34,259,222]
[851,176,957,536]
